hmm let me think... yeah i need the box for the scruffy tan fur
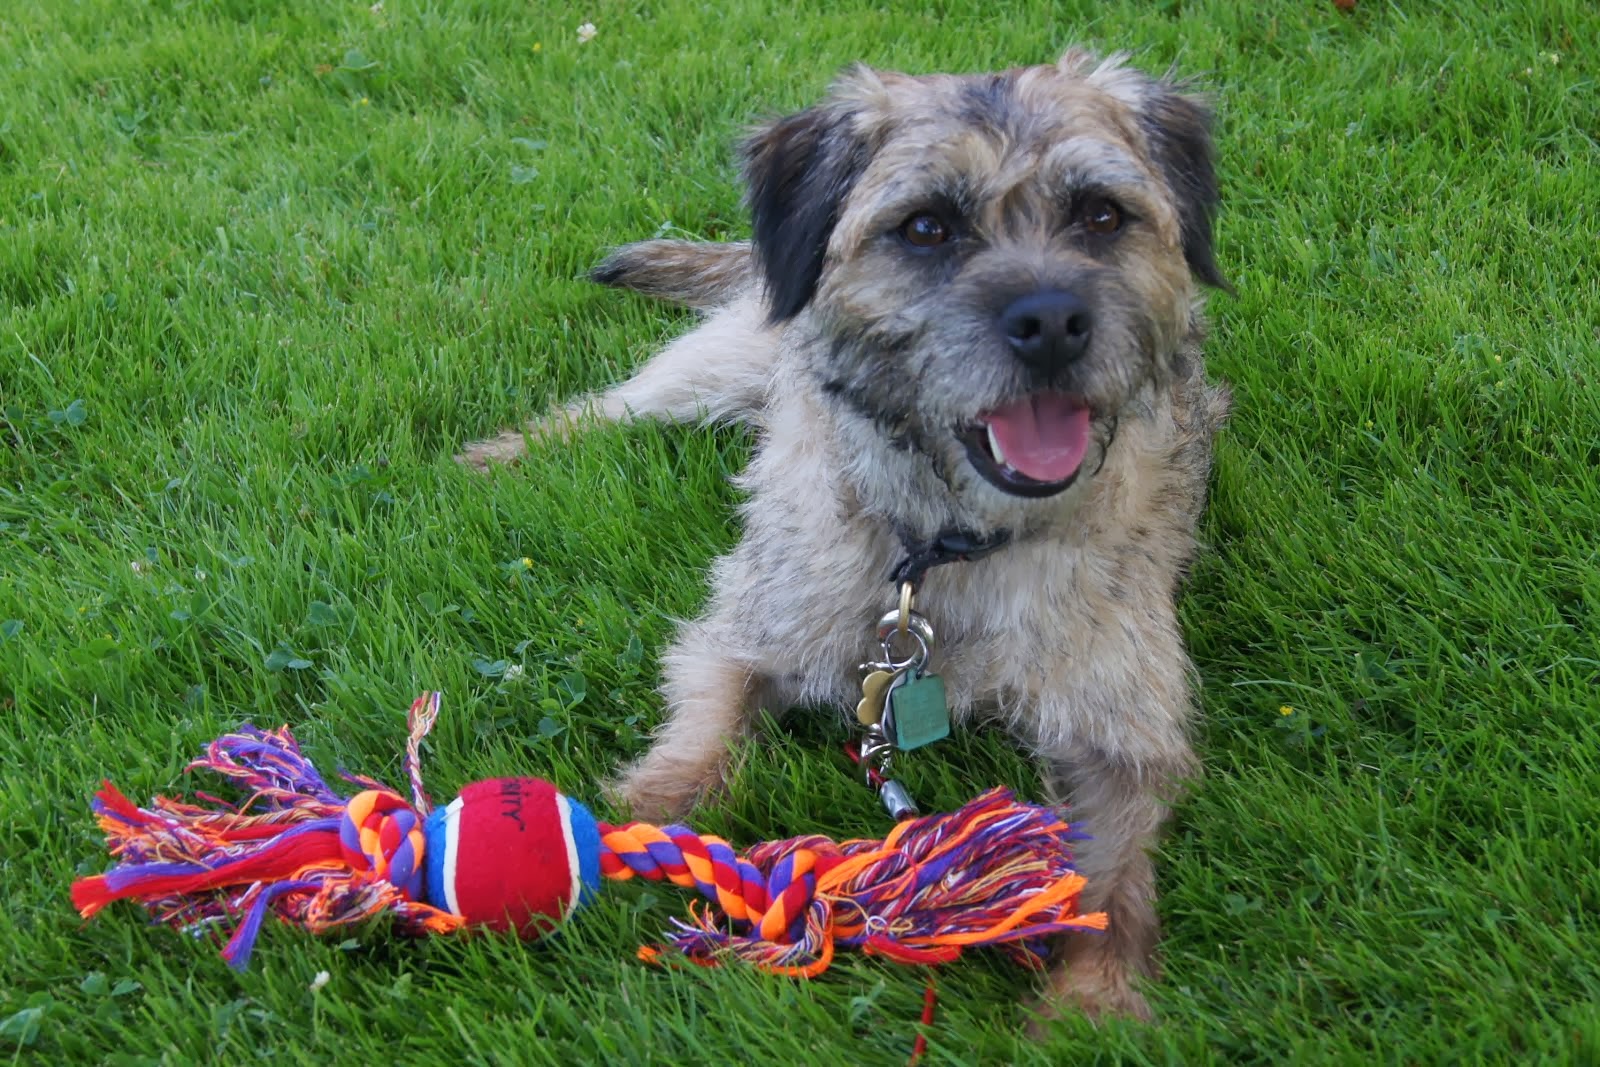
[460,48,1232,1024]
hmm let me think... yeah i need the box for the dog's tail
[589,240,756,311]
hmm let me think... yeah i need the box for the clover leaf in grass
[265,648,313,671]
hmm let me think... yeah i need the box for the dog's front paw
[1028,957,1153,1034]
[454,430,529,472]
[603,761,710,825]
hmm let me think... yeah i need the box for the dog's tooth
[987,424,1007,467]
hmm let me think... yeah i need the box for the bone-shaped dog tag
[882,669,949,751]
[856,669,895,725]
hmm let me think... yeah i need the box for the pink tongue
[984,395,1092,482]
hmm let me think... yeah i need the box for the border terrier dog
[461,47,1230,1022]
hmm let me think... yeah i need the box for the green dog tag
[884,669,949,751]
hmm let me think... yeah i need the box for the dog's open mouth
[958,392,1092,498]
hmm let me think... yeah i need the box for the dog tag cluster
[857,660,949,751]
[855,588,952,821]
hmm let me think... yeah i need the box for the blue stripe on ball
[421,799,462,914]
[561,796,602,906]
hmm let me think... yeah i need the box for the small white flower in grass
[130,560,147,575]
[577,22,597,44]
[504,664,525,682]
[369,1,383,12]
[309,970,330,993]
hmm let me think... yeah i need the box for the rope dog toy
[71,693,1106,974]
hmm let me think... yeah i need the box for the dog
[459,47,1231,1023]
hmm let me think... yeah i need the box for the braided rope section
[70,704,462,971]
[598,788,1107,977]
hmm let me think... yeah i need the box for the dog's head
[742,49,1225,529]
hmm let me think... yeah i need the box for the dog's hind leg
[590,240,755,312]
[456,293,777,470]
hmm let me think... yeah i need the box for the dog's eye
[1080,198,1122,235]
[898,213,951,249]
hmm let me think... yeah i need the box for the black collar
[889,526,1012,587]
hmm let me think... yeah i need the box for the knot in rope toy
[72,693,1106,975]
[339,790,426,897]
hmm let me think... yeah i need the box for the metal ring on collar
[876,609,934,669]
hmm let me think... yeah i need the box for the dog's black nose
[1000,290,1093,370]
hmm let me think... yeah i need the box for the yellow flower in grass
[1279,705,1295,716]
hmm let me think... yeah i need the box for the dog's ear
[1139,86,1231,293]
[740,100,872,322]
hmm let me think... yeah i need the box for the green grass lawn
[3,0,1597,1061]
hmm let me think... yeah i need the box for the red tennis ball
[421,778,601,936]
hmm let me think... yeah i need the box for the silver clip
[878,780,918,821]
[859,723,894,785]
[875,609,934,673]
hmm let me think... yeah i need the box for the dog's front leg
[1027,622,1199,1025]
[606,619,774,823]
[1037,743,1194,1024]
